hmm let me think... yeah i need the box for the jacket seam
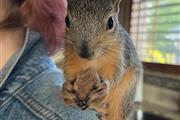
[15,91,64,120]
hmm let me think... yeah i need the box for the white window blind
[130,0,180,65]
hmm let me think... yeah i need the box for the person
[0,0,98,119]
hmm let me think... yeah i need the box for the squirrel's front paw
[74,68,109,110]
[61,80,77,106]
[89,80,109,106]
[74,79,109,110]
[61,79,92,110]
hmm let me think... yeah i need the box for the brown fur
[106,68,136,120]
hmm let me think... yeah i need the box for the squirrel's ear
[112,0,122,13]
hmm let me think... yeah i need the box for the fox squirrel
[60,0,143,120]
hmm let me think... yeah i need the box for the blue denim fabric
[0,29,98,120]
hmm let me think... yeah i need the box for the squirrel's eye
[107,17,114,30]
[65,16,70,28]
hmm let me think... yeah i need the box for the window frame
[119,0,180,75]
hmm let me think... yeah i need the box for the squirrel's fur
[61,0,143,120]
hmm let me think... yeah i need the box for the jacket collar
[0,28,29,88]
[0,29,50,91]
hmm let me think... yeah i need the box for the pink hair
[20,0,67,54]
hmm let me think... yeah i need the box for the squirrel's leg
[106,68,137,120]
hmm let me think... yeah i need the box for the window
[130,0,180,65]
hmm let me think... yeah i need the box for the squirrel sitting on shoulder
[60,0,143,120]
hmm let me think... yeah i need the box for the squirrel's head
[65,0,122,60]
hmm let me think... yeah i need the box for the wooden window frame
[119,0,180,75]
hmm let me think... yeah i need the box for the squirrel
[60,0,143,120]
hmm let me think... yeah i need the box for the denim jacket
[0,29,98,120]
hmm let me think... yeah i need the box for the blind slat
[131,21,180,26]
[131,12,180,19]
[132,3,180,11]
[133,0,180,4]
[131,31,180,34]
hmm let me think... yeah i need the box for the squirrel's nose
[79,43,94,59]
[79,50,91,59]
